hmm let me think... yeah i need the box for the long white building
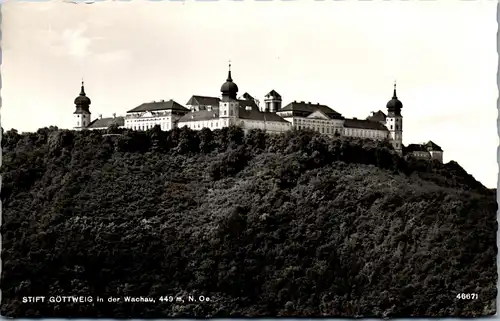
[71,63,443,161]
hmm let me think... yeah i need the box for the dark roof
[178,105,289,124]
[238,99,259,111]
[367,110,387,122]
[406,144,428,153]
[178,110,219,122]
[87,116,125,128]
[186,95,220,106]
[343,118,389,131]
[279,101,343,119]
[242,93,254,101]
[265,90,282,99]
[239,109,289,123]
[186,96,259,111]
[425,140,443,151]
[127,100,189,113]
[405,141,443,153]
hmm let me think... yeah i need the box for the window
[224,110,227,116]
[77,121,80,126]
[230,110,233,116]
[390,125,393,130]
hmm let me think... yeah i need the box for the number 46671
[456,293,478,299]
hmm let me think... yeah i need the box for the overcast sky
[2,0,498,188]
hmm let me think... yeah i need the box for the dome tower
[219,62,240,125]
[386,82,403,154]
[73,80,92,130]
[220,62,239,100]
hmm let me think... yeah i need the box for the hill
[0,125,497,317]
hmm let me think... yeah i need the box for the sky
[2,0,498,188]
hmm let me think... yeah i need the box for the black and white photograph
[1,0,498,317]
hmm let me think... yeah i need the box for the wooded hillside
[1,126,497,317]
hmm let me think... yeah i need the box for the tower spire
[227,59,233,82]
[392,80,397,99]
[80,78,86,96]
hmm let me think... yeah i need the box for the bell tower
[386,82,403,154]
[219,62,240,126]
[73,80,92,130]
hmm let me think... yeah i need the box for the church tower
[386,82,403,154]
[219,62,239,126]
[73,80,92,130]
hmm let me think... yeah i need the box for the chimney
[112,113,116,118]
[308,102,311,104]
[161,99,165,102]
[300,101,305,103]
[353,117,357,120]
[99,114,103,119]
[316,103,319,105]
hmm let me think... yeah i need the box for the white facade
[240,119,292,134]
[386,115,403,152]
[74,112,91,130]
[288,117,344,136]
[180,118,227,130]
[219,100,239,124]
[125,111,176,131]
[343,127,389,140]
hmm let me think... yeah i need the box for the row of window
[128,117,169,123]
[187,122,219,129]
[180,119,230,129]
[295,124,339,134]
[127,122,172,131]
[296,118,338,125]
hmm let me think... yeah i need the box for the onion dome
[386,82,403,111]
[74,81,91,106]
[220,63,238,99]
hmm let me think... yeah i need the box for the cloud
[95,50,132,64]
[60,25,92,58]
[47,24,103,59]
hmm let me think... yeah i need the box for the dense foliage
[1,125,497,317]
